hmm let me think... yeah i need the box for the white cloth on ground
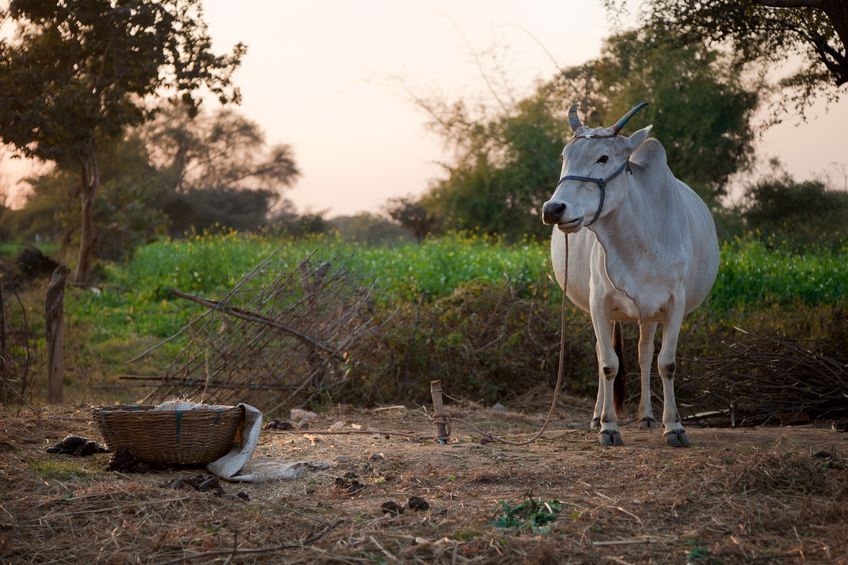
[154,401,328,482]
[207,403,329,481]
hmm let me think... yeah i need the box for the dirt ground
[1,396,846,564]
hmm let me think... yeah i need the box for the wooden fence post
[0,282,6,402]
[46,265,69,404]
[430,380,450,444]
[300,260,330,389]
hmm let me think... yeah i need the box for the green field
[713,236,848,309]
[65,232,848,344]
[3,231,845,407]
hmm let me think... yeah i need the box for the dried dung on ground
[1,403,847,563]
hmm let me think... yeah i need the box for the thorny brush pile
[340,281,848,426]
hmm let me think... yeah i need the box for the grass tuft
[30,459,91,481]
[493,493,562,534]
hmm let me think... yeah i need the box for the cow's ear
[626,125,652,151]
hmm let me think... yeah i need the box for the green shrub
[340,280,598,406]
[46,231,848,409]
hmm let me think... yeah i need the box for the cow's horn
[568,104,582,132]
[611,101,649,134]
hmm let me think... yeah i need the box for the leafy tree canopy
[142,104,300,195]
[420,92,565,239]
[4,104,307,249]
[384,194,439,242]
[161,187,278,237]
[418,31,761,239]
[0,0,244,165]
[10,134,170,261]
[330,213,412,244]
[736,160,848,246]
[0,0,245,282]
[567,30,760,203]
[606,0,848,115]
[141,104,303,237]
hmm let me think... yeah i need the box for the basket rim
[94,404,241,415]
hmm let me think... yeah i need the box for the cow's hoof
[638,417,657,429]
[664,429,690,448]
[598,429,623,447]
[590,417,601,430]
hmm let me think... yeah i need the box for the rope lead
[457,234,570,446]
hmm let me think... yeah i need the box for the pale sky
[200,0,612,216]
[3,1,847,213]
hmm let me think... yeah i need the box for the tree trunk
[822,0,848,84]
[74,151,100,285]
[756,0,848,85]
[46,265,69,404]
[0,283,7,402]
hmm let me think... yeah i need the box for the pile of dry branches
[679,328,848,426]
[130,249,379,413]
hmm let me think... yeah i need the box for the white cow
[541,102,719,447]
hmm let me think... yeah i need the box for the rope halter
[556,101,648,226]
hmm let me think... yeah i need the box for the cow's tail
[613,321,625,417]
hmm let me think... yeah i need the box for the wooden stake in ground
[430,380,450,444]
[301,260,330,389]
[46,265,69,404]
[0,282,6,402]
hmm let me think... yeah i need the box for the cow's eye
[596,155,609,164]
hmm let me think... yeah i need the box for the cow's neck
[589,175,689,309]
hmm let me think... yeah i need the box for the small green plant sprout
[493,492,562,534]
[685,539,721,564]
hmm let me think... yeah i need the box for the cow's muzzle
[556,217,583,233]
[542,201,566,224]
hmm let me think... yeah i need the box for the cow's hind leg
[637,322,658,429]
[659,296,689,447]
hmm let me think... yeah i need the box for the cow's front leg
[591,342,602,429]
[658,295,688,447]
[637,322,658,429]
[591,313,622,447]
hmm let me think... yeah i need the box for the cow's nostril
[542,201,567,223]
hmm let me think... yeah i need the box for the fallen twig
[591,536,674,546]
[267,428,434,441]
[154,518,343,564]
[37,496,191,520]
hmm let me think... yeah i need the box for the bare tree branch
[754,0,823,8]
[168,288,344,360]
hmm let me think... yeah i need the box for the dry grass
[1,401,847,563]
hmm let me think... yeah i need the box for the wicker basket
[93,404,244,465]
